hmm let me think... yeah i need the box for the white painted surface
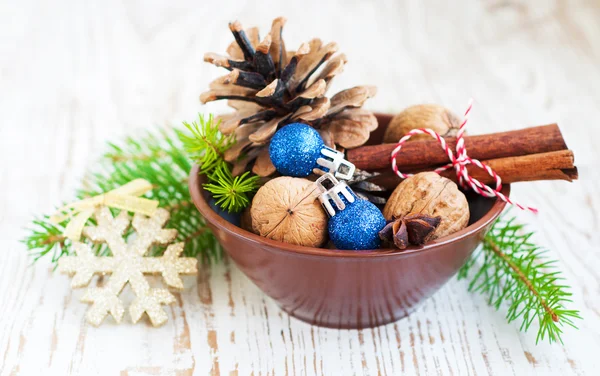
[1,0,599,374]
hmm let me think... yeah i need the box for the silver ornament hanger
[315,173,356,217]
[314,146,356,181]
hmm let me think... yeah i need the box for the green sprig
[204,163,260,213]
[458,214,581,344]
[23,217,70,263]
[176,114,234,174]
[176,114,259,213]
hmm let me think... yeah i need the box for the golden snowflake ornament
[58,207,198,327]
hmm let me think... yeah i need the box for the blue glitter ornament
[269,123,355,179]
[316,173,386,250]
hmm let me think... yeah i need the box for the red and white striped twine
[390,99,538,213]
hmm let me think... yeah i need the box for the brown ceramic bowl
[189,114,509,329]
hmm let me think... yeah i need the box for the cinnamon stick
[451,150,577,183]
[347,124,567,171]
[368,150,578,190]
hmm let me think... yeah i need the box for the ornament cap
[314,146,356,181]
[315,173,355,217]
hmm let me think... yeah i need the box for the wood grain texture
[1,0,599,374]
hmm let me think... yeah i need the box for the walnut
[382,172,469,240]
[250,176,327,247]
[383,104,461,143]
[240,204,255,233]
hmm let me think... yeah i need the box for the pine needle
[458,214,582,344]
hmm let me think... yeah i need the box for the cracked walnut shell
[383,172,469,240]
[251,176,327,247]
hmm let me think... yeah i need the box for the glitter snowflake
[58,207,198,326]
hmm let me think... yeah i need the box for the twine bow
[50,179,160,241]
[390,100,538,213]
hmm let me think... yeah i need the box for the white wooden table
[1,0,599,374]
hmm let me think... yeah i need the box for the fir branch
[23,127,222,265]
[204,163,260,212]
[176,114,259,213]
[22,217,69,263]
[176,114,234,174]
[458,215,582,344]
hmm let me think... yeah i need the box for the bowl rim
[189,164,510,259]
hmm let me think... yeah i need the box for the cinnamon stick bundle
[347,123,578,186]
[369,150,578,191]
[347,124,567,171]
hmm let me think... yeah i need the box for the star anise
[378,214,442,249]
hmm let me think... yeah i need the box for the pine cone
[201,17,378,176]
[347,169,387,206]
